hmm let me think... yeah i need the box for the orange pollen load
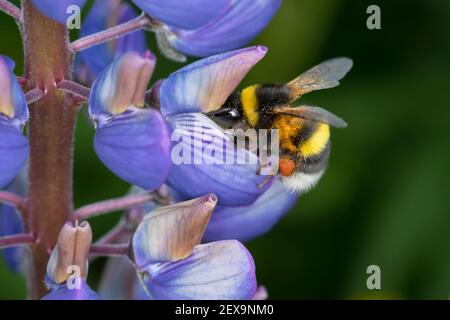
[279,158,296,177]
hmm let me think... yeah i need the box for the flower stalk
[25,88,44,104]
[73,192,156,221]
[89,244,129,257]
[0,233,35,249]
[57,79,90,101]
[0,190,25,209]
[0,0,21,21]
[70,13,153,53]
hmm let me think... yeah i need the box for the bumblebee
[207,57,353,193]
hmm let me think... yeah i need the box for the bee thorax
[281,170,324,193]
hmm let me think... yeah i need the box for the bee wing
[287,57,353,100]
[272,105,348,128]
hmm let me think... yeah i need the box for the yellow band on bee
[300,123,330,157]
[240,85,259,127]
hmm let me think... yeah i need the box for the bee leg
[257,175,273,189]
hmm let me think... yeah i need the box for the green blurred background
[1,0,450,299]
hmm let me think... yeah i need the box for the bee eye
[229,109,241,119]
[279,158,296,177]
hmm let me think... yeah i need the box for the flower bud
[46,221,92,285]
[132,194,217,267]
[89,52,156,118]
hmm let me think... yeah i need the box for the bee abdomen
[299,141,331,174]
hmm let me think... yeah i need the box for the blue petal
[160,46,267,117]
[0,123,28,189]
[0,203,24,273]
[75,1,147,84]
[204,178,299,242]
[168,0,281,57]
[31,0,86,24]
[42,281,99,300]
[133,0,230,30]
[0,55,28,124]
[0,169,27,272]
[94,108,171,190]
[138,240,256,300]
[167,113,270,207]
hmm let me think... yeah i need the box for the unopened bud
[47,221,92,284]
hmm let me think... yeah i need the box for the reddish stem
[90,244,130,257]
[74,192,155,221]
[0,0,21,21]
[0,190,25,209]
[22,0,76,299]
[70,13,151,52]
[0,233,35,249]
[95,221,128,245]
[57,80,90,101]
[25,88,44,105]
[17,76,28,86]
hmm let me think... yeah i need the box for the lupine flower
[0,167,27,272]
[43,221,99,300]
[75,0,147,84]
[163,0,282,57]
[131,194,257,299]
[204,178,299,242]
[32,0,280,58]
[0,55,29,189]
[159,46,271,206]
[89,52,171,190]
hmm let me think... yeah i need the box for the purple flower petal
[0,124,28,189]
[0,203,23,273]
[94,108,171,190]
[133,0,231,30]
[167,113,271,206]
[204,178,298,242]
[138,240,256,300]
[168,0,281,57]
[41,281,99,300]
[160,46,267,117]
[0,169,27,273]
[31,0,87,25]
[75,1,147,84]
